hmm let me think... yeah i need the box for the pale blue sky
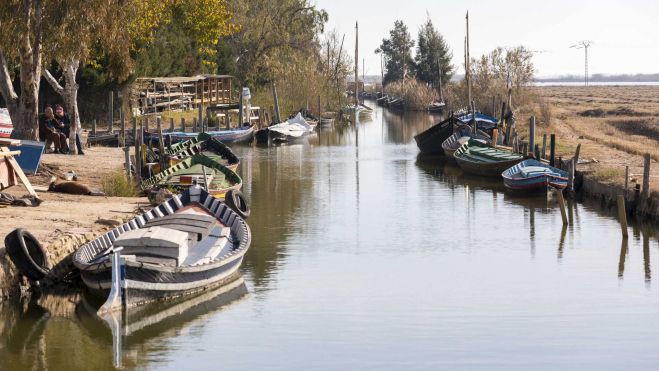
[316,0,659,77]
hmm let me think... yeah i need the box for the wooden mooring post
[541,134,547,159]
[108,91,114,133]
[624,166,629,191]
[123,146,132,183]
[119,108,125,147]
[549,134,556,167]
[181,118,186,132]
[272,82,281,123]
[135,119,143,184]
[92,119,97,136]
[169,118,174,132]
[528,116,536,157]
[193,117,198,132]
[617,195,629,238]
[157,117,165,170]
[642,153,651,199]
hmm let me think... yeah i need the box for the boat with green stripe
[454,139,524,177]
[141,154,242,199]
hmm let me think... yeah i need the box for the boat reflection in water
[76,276,248,368]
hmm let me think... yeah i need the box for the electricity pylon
[570,41,593,86]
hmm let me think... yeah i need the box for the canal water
[1,104,659,370]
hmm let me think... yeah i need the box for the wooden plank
[0,138,21,146]
[0,150,21,157]
[0,147,37,197]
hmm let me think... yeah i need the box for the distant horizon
[349,72,659,84]
[316,0,659,77]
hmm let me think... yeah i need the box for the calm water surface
[1,104,659,370]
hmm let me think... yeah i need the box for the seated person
[38,107,68,153]
[54,105,84,155]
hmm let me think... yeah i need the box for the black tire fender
[4,229,50,281]
[224,189,251,219]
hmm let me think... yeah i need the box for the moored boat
[72,185,252,308]
[163,133,240,172]
[441,125,490,160]
[454,138,524,177]
[502,159,568,193]
[414,116,455,155]
[141,154,242,199]
[146,123,255,144]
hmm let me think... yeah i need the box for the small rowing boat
[141,154,242,199]
[146,124,255,144]
[414,116,455,155]
[72,185,252,310]
[454,138,524,177]
[163,133,240,172]
[502,159,568,193]
[441,125,490,160]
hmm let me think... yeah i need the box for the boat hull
[414,117,454,155]
[502,159,569,194]
[147,125,255,144]
[456,156,523,177]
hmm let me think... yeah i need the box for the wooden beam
[0,147,37,197]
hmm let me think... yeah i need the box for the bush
[101,171,138,197]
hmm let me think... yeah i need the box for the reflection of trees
[382,109,440,144]
[233,144,319,288]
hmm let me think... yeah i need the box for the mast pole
[354,21,359,107]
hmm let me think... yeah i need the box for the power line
[570,40,593,86]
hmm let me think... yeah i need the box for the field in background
[530,86,659,193]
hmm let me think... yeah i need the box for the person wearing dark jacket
[54,105,84,155]
[38,107,68,153]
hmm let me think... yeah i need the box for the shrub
[101,171,138,197]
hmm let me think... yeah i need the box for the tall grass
[102,171,138,197]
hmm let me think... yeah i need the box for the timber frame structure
[131,75,237,116]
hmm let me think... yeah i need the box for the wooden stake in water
[557,190,569,225]
[624,166,629,191]
[541,134,547,159]
[617,195,629,238]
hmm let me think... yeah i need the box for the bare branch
[43,68,64,96]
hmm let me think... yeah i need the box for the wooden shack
[131,75,237,116]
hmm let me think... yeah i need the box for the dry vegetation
[385,79,438,110]
[529,85,659,192]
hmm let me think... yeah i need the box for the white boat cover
[268,113,313,138]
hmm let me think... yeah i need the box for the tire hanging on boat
[224,189,250,219]
[4,228,50,281]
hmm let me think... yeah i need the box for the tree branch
[0,48,19,108]
[43,68,64,96]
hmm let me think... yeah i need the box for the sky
[315,0,659,77]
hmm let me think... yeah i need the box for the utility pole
[354,21,359,107]
[465,12,472,107]
[571,40,593,86]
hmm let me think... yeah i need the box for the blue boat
[502,159,568,194]
[456,112,499,132]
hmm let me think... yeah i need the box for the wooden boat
[441,125,490,160]
[454,138,524,177]
[141,154,242,199]
[255,113,315,144]
[502,159,568,193]
[164,133,240,172]
[72,186,252,308]
[146,124,255,144]
[376,95,389,106]
[0,108,12,138]
[386,97,404,111]
[414,116,455,155]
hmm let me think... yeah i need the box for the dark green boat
[454,139,524,177]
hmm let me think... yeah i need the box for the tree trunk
[0,1,43,140]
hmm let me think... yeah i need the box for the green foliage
[414,18,454,89]
[376,21,415,85]
[134,21,200,77]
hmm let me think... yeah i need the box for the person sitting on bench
[39,107,68,153]
[54,105,84,155]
